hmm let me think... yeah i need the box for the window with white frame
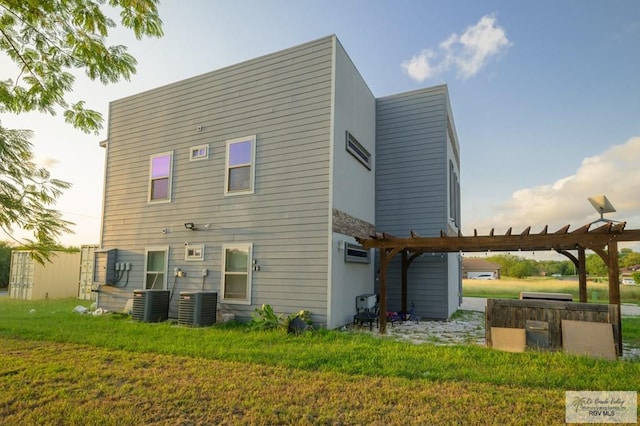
[225,135,256,195]
[345,131,371,170]
[184,244,204,261]
[145,247,168,289]
[189,144,208,161]
[221,243,252,304]
[149,152,173,202]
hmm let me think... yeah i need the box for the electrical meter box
[94,248,117,285]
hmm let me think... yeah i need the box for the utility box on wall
[94,248,117,285]
[9,251,81,300]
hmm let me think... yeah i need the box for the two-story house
[94,35,461,328]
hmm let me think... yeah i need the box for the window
[345,131,371,170]
[221,243,252,304]
[449,160,460,227]
[345,243,370,263]
[185,244,204,261]
[145,247,168,289]
[190,144,208,161]
[149,152,173,202]
[225,135,256,195]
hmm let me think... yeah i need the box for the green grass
[0,297,639,424]
[463,277,640,304]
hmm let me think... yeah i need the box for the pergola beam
[359,223,640,347]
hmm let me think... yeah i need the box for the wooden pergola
[357,222,640,339]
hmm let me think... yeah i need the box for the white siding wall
[375,86,456,320]
[99,37,335,323]
[327,40,377,328]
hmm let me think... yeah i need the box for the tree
[0,241,11,287]
[585,253,608,277]
[0,0,163,261]
[620,249,640,268]
[0,127,72,263]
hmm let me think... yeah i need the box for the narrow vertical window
[225,135,256,195]
[149,152,173,202]
[145,248,168,289]
[221,243,252,304]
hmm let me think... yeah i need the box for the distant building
[462,257,501,279]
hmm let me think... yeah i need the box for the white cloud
[402,13,511,82]
[466,137,640,235]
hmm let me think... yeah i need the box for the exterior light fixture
[184,222,196,231]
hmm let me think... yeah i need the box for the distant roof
[462,257,501,271]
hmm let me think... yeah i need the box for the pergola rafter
[357,222,640,349]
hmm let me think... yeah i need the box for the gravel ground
[348,307,640,361]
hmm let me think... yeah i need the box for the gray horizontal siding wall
[375,85,450,319]
[99,36,335,323]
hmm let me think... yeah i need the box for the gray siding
[100,36,335,323]
[375,85,452,319]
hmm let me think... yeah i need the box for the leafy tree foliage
[483,250,640,279]
[0,127,72,263]
[620,248,640,268]
[585,253,608,277]
[486,254,540,278]
[0,0,163,261]
[0,0,163,133]
[0,240,11,287]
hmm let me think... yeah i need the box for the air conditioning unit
[132,289,170,322]
[178,291,218,327]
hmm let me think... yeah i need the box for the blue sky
[2,0,640,253]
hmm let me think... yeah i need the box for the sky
[2,0,640,256]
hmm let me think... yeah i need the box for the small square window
[185,244,204,261]
[190,144,209,161]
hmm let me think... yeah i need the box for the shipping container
[8,251,81,300]
[78,245,98,300]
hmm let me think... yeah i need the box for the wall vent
[178,291,218,327]
[131,289,170,322]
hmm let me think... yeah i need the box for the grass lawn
[0,297,639,425]
[463,277,640,305]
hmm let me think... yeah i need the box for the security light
[184,222,196,231]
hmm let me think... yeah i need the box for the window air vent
[345,131,371,170]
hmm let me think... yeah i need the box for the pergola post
[607,240,622,356]
[378,248,388,334]
[578,246,587,302]
[607,240,620,305]
[401,250,408,314]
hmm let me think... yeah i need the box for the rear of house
[96,36,377,328]
[95,35,461,327]
[375,86,462,320]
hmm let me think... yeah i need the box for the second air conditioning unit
[178,291,218,327]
